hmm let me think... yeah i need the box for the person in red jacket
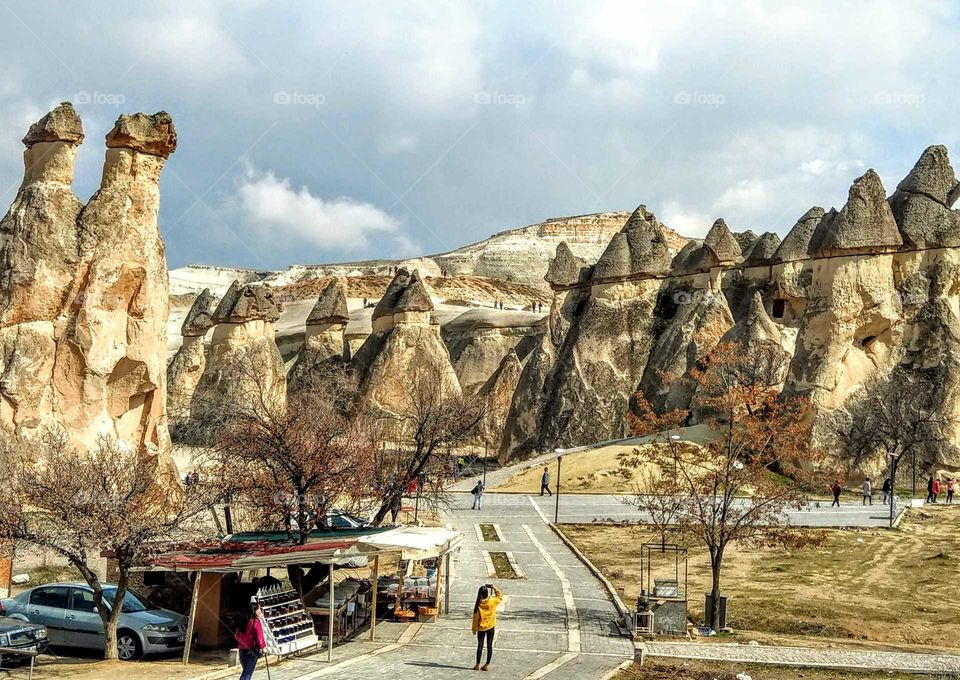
[933,477,942,503]
[236,602,266,680]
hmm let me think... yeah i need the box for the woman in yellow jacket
[471,584,502,671]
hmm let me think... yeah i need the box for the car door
[66,588,105,652]
[25,587,69,645]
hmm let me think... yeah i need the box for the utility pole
[554,450,563,524]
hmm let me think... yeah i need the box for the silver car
[1,583,186,661]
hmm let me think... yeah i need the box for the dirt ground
[493,425,714,494]
[564,505,960,652]
[618,659,937,680]
[2,649,228,680]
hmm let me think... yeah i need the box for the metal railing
[0,646,38,679]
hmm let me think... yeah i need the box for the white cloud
[659,201,712,238]
[233,164,403,252]
[377,132,419,156]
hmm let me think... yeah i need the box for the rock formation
[0,104,178,477]
[191,281,285,422]
[477,350,523,450]
[167,288,217,423]
[351,269,460,414]
[288,278,350,390]
[501,147,960,475]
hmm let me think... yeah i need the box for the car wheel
[116,631,143,661]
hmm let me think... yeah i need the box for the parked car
[326,509,369,529]
[0,583,186,661]
[0,615,47,668]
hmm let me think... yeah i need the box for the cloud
[232,164,404,252]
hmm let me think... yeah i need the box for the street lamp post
[554,449,563,524]
[887,453,899,529]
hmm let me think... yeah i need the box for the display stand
[255,585,319,655]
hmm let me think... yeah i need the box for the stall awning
[356,526,463,561]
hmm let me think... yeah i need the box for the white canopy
[357,526,463,561]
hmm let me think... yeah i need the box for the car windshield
[101,588,157,613]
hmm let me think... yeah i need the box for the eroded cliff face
[501,147,960,472]
[0,104,177,476]
[167,288,218,423]
[288,278,350,391]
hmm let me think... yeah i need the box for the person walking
[927,476,935,503]
[471,479,485,510]
[948,478,955,504]
[933,477,942,503]
[540,466,553,497]
[831,479,842,507]
[471,584,503,671]
[862,477,872,506]
[881,477,892,505]
[235,602,266,680]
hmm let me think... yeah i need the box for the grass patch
[21,563,84,586]
[564,505,960,651]
[488,552,519,579]
[480,524,500,541]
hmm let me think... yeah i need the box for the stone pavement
[645,641,960,674]
[243,493,633,679]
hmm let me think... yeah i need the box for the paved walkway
[243,493,633,679]
[645,641,960,674]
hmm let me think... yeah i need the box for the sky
[0,0,957,270]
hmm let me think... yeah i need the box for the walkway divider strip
[523,652,578,678]
[527,495,549,523]
[522,524,581,653]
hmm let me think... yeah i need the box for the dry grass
[618,659,940,680]
[565,505,960,652]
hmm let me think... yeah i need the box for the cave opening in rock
[771,299,786,319]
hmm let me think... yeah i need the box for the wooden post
[327,562,334,662]
[181,571,202,666]
[369,555,379,641]
[433,554,443,619]
[444,552,451,615]
[394,560,405,618]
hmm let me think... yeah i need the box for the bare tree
[621,343,825,631]
[835,367,953,520]
[370,365,485,526]
[0,430,214,660]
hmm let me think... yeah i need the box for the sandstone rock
[352,269,460,415]
[734,229,759,253]
[671,240,704,272]
[772,207,825,263]
[742,231,781,265]
[212,281,281,324]
[703,218,743,264]
[180,288,218,337]
[105,112,177,158]
[592,206,673,280]
[545,242,585,287]
[895,145,960,207]
[720,292,782,349]
[22,102,84,147]
[289,279,350,390]
[0,104,178,480]
[477,350,522,450]
[809,170,901,255]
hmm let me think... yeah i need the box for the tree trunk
[102,569,129,660]
[709,551,723,632]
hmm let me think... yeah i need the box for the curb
[548,522,630,621]
[600,658,635,679]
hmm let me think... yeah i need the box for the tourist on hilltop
[235,602,266,680]
[830,479,842,507]
[471,479,485,510]
[540,465,553,497]
[947,478,955,504]
[933,477,942,503]
[471,583,503,671]
[862,477,872,506]
[881,477,892,505]
[927,476,936,503]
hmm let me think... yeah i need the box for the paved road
[521,493,897,528]
[645,641,960,674]
[245,493,633,679]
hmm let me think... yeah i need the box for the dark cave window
[860,335,877,348]
[771,299,786,319]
